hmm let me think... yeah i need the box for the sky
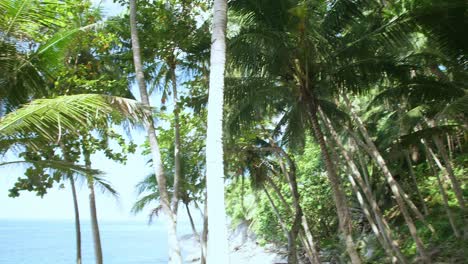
[0,0,198,224]
[0,130,151,221]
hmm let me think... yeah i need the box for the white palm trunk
[206,0,229,263]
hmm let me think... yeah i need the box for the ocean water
[0,219,193,264]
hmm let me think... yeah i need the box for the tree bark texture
[206,0,230,262]
[342,94,429,262]
[84,153,103,264]
[129,1,182,262]
[302,92,362,264]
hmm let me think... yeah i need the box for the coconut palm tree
[224,0,465,261]
[205,0,230,262]
[128,0,183,262]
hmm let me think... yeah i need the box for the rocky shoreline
[180,222,288,264]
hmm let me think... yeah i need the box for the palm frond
[0,160,103,176]
[437,94,468,121]
[0,94,151,141]
[131,192,160,214]
[93,176,119,198]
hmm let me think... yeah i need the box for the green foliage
[133,110,207,219]
[2,0,467,263]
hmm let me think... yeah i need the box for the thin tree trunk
[84,152,103,264]
[61,142,82,264]
[347,128,432,231]
[432,134,466,215]
[300,215,321,264]
[433,135,468,240]
[320,114,404,263]
[356,152,371,194]
[342,94,429,262]
[171,62,182,216]
[272,150,299,264]
[265,175,289,210]
[266,174,320,264]
[303,94,362,264]
[206,0,229,262]
[404,151,428,216]
[447,134,453,160]
[129,1,182,263]
[262,185,291,250]
[70,175,82,264]
[423,141,462,238]
[425,153,460,237]
[266,138,320,264]
[456,135,463,152]
[321,111,406,263]
[185,202,206,264]
[201,198,208,264]
[186,202,200,241]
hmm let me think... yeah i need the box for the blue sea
[0,219,193,264]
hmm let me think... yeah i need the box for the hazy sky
[93,0,125,17]
[1,0,203,226]
[1,1,162,223]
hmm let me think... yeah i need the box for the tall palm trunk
[342,94,429,262]
[302,92,362,264]
[171,62,182,216]
[320,112,406,263]
[84,152,103,264]
[128,1,182,262]
[300,215,321,264]
[206,0,229,262]
[347,128,432,231]
[70,175,82,264]
[61,142,82,264]
[185,202,200,241]
[423,140,462,238]
[201,199,208,264]
[404,151,428,216]
[432,134,466,216]
[268,140,320,264]
[266,174,320,264]
[262,185,292,253]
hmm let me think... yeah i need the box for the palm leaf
[0,94,151,141]
[0,160,103,176]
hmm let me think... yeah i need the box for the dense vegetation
[1,0,466,263]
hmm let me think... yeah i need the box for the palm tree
[205,0,229,262]
[128,0,182,262]
[0,0,150,143]
[1,2,150,263]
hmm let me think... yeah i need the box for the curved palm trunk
[61,142,82,264]
[404,151,428,216]
[432,134,466,216]
[129,1,182,262]
[269,142,319,264]
[206,0,229,262]
[185,202,201,242]
[70,175,82,264]
[300,215,321,264]
[262,185,292,255]
[266,175,320,264]
[171,62,182,216]
[303,94,361,264]
[423,141,462,238]
[321,112,406,263]
[347,128,432,231]
[342,94,429,262]
[84,153,103,264]
[263,186,299,264]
